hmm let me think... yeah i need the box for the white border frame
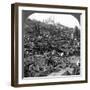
[18,6,86,84]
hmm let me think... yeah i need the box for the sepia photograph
[11,3,87,87]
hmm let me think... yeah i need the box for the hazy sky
[28,13,80,29]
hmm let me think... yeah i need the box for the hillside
[23,19,80,77]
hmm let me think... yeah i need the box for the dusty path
[47,67,74,76]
